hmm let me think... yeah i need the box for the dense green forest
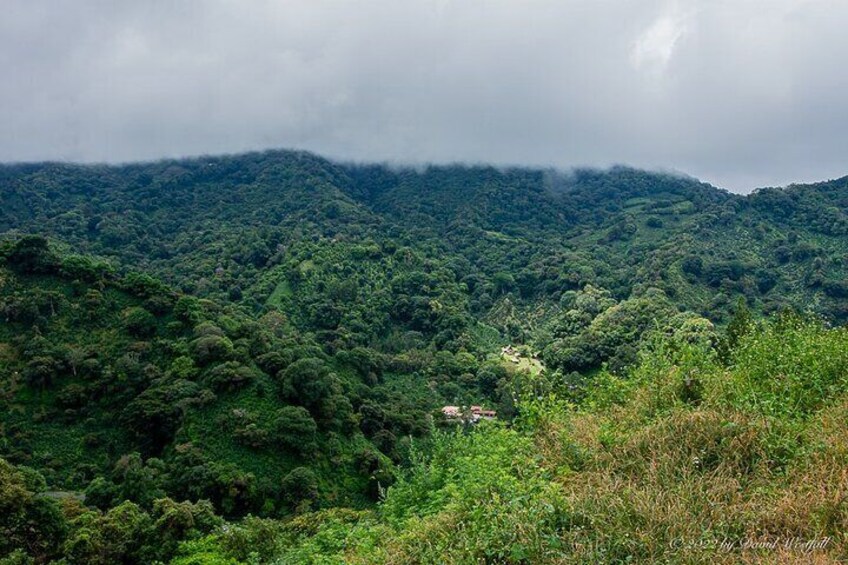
[2,149,848,562]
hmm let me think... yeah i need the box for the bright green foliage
[373,426,567,563]
[171,537,241,565]
[715,315,848,418]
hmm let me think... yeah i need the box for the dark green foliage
[646,216,664,228]
[5,235,56,273]
[190,327,234,366]
[279,358,336,410]
[122,379,204,451]
[280,467,318,512]
[203,362,256,393]
[123,306,157,338]
[272,406,317,454]
[0,460,65,561]
[681,255,703,277]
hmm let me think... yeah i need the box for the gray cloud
[2,0,847,192]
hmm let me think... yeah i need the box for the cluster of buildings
[441,405,497,423]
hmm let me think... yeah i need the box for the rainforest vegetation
[3,150,848,562]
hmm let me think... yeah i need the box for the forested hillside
[2,149,848,562]
[4,151,848,338]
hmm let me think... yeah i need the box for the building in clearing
[469,405,497,421]
[441,405,496,423]
[501,345,520,363]
[441,406,462,419]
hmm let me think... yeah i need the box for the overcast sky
[2,1,847,192]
